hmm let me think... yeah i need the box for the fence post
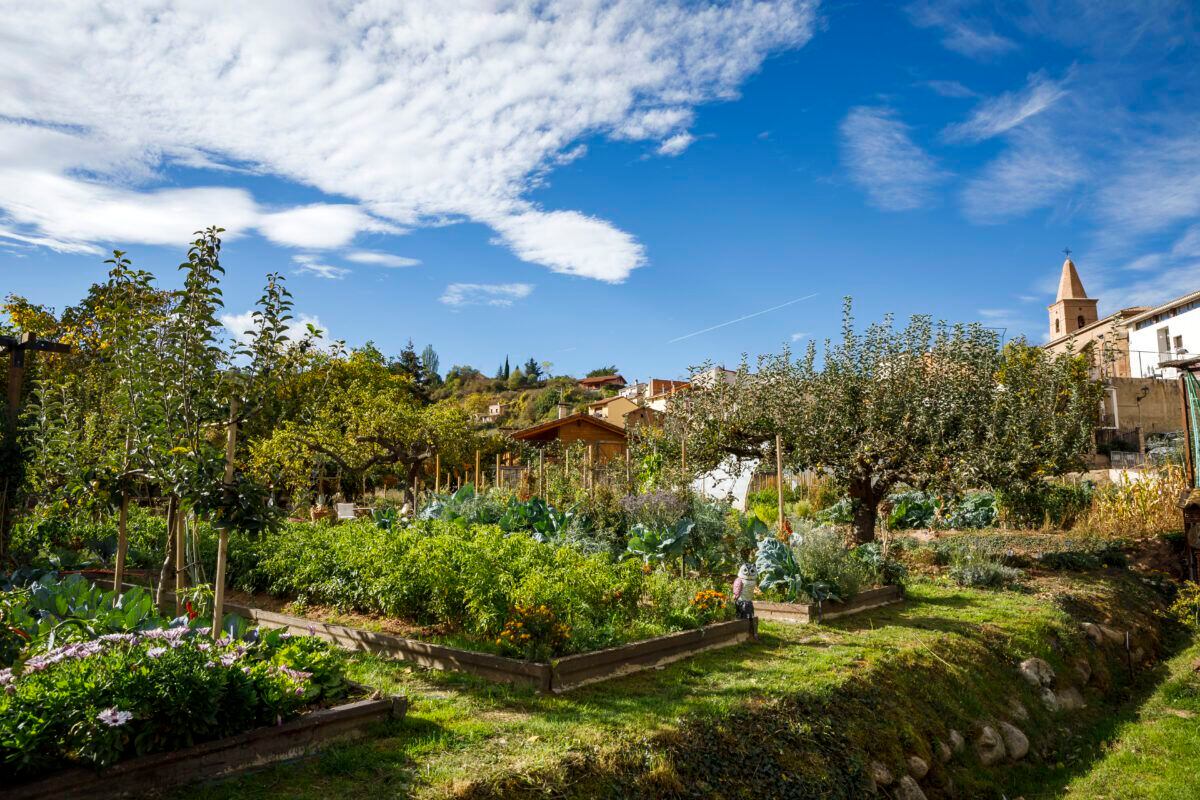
[212,398,238,640]
[775,433,785,532]
[434,452,441,493]
[539,450,545,498]
[174,501,186,615]
[495,452,501,490]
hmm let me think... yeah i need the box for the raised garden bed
[754,585,903,624]
[5,694,406,800]
[185,596,754,693]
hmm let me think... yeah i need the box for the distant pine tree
[504,355,510,380]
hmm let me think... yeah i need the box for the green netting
[1185,372,1200,488]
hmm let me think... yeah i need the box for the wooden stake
[775,433,785,532]
[539,450,545,498]
[173,499,186,615]
[113,494,129,593]
[625,446,631,488]
[587,444,595,493]
[475,449,481,490]
[434,452,441,493]
[495,452,502,489]
[212,398,238,639]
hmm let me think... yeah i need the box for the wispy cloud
[960,126,1085,223]
[944,71,1069,142]
[905,1,1018,59]
[344,250,421,268]
[440,283,534,308]
[292,254,350,280]
[1096,131,1200,239]
[840,106,946,211]
[921,79,978,99]
[790,331,809,341]
[0,2,816,282]
[658,132,696,157]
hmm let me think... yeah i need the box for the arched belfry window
[1055,318,1061,333]
[1077,315,1085,329]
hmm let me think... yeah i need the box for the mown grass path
[1055,640,1200,800]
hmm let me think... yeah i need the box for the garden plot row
[206,597,757,693]
[143,587,901,692]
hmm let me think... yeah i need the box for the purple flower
[147,647,167,659]
[218,652,239,667]
[97,707,133,727]
[196,642,211,652]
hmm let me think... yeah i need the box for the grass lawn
[1056,639,1200,800]
[182,574,1166,799]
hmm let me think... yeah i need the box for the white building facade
[1126,290,1200,378]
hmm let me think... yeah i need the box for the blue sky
[2,1,1198,382]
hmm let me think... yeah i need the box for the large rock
[895,776,928,800]
[1084,623,1125,646]
[1055,687,1086,710]
[1073,657,1092,685]
[934,739,953,763]
[975,725,1008,766]
[998,722,1029,760]
[949,729,966,754]
[1041,687,1059,711]
[1018,657,1055,688]
[908,755,929,780]
[870,761,894,787]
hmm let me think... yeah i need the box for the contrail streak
[667,293,819,343]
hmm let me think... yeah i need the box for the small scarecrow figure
[732,562,758,619]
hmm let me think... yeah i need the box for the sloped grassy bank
[182,566,1181,800]
[456,572,1178,800]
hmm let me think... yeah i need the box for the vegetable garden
[1,229,1190,795]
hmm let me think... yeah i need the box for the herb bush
[755,522,901,604]
[0,626,346,779]
[230,519,727,656]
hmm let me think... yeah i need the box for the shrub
[1168,581,1200,630]
[996,480,1094,529]
[621,489,690,530]
[944,539,1023,589]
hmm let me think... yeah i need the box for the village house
[577,373,627,391]
[587,394,640,427]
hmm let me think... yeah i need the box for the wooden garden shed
[509,413,627,462]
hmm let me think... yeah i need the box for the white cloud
[658,132,697,157]
[0,1,816,282]
[960,126,1085,223]
[257,205,399,249]
[0,122,396,252]
[840,106,946,211]
[440,283,534,308]
[790,331,809,341]
[221,310,328,346]
[344,250,421,268]
[292,254,350,280]
[944,71,1069,142]
[490,210,646,282]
